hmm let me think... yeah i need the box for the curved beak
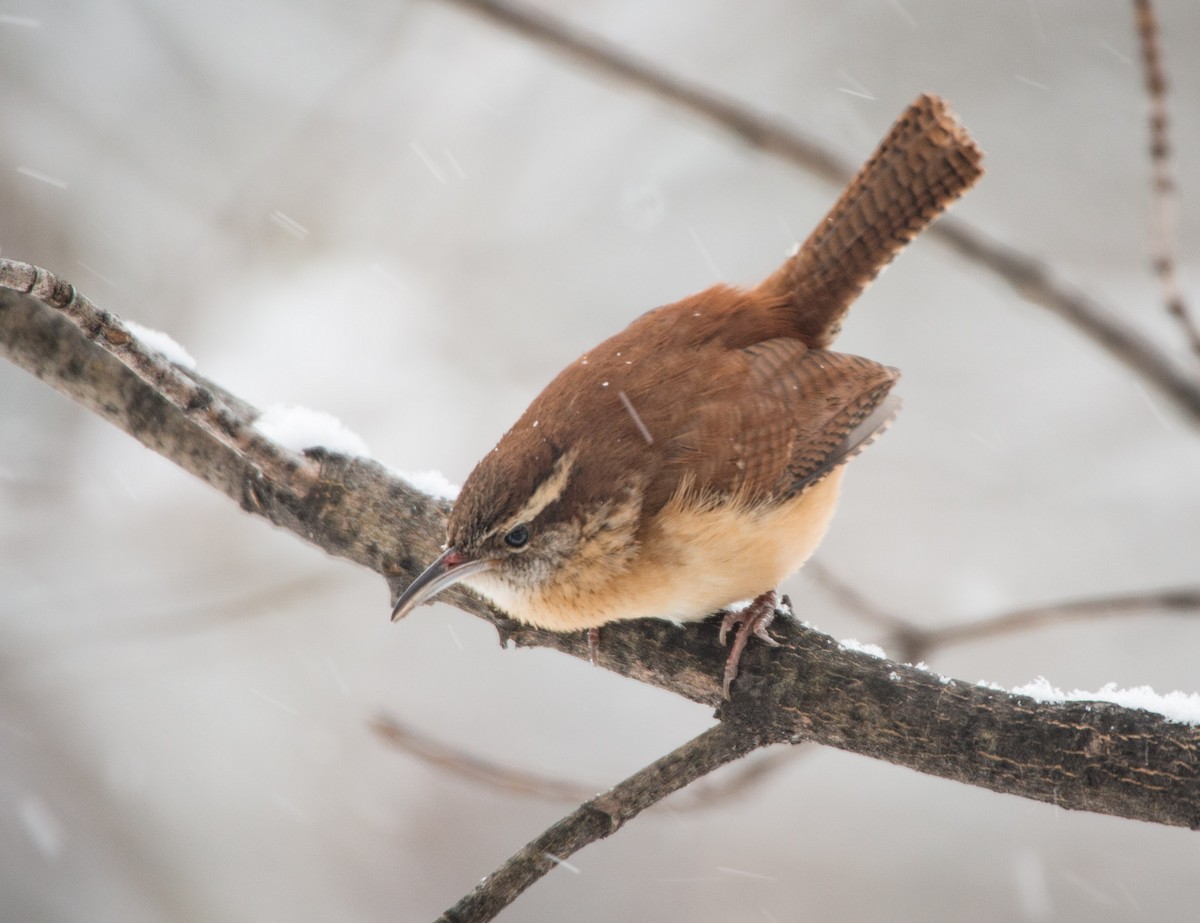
[390,547,494,622]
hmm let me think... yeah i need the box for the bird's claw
[719,590,785,698]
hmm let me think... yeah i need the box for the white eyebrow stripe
[502,446,578,530]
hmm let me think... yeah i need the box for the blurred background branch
[1134,0,1200,360]
[439,0,1200,425]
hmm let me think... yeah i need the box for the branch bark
[2,263,1198,835]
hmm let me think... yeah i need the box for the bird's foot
[586,626,601,666]
[719,591,788,698]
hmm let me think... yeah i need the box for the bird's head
[390,423,644,623]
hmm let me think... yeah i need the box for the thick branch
[435,721,769,923]
[500,614,1200,829]
[435,0,1200,426]
[3,269,1199,833]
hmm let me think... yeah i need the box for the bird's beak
[390,546,494,622]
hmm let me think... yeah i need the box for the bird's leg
[587,626,601,666]
[719,590,786,698]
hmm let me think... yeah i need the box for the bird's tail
[759,93,984,348]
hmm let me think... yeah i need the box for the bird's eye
[503,524,531,550]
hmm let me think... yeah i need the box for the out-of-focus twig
[371,714,801,810]
[805,561,909,634]
[434,0,1200,428]
[1134,0,1200,360]
[908,585,1200,661]
[372,715,595,802]
[439,0,847,182]
[812,566,1200,664]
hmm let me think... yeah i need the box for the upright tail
[759,94,984,348]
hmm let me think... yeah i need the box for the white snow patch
[902,662,955,684]
[254,403,370,456]
[1008,676,1200,725]
[125,320,197,369]
[838,638,887,659]
[396,469,460,501]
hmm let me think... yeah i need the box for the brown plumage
[393,94,984,695]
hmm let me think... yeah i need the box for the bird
[391,93,983,697]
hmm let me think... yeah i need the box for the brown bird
[392,94,983,696]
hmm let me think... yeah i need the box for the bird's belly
[476,469,845,631]
[631,469,845,622]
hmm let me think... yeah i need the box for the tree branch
[2,264,1199,835]
[434,0,1200,426]
[434,721,771,923]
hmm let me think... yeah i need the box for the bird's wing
[647,338,899,513]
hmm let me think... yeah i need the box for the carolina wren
[392,94,983,696]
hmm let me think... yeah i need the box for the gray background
[2,1,1199,920]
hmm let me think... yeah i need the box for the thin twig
[371,714,801,809]
[435,0,862,187]
[1134,0,1200,360]
[435,721,770,923]
[435,0,1200,426]
[811,563,1200,664]
[910,586,1200,659]
[805,561,910,634]
[372,715,596,802]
